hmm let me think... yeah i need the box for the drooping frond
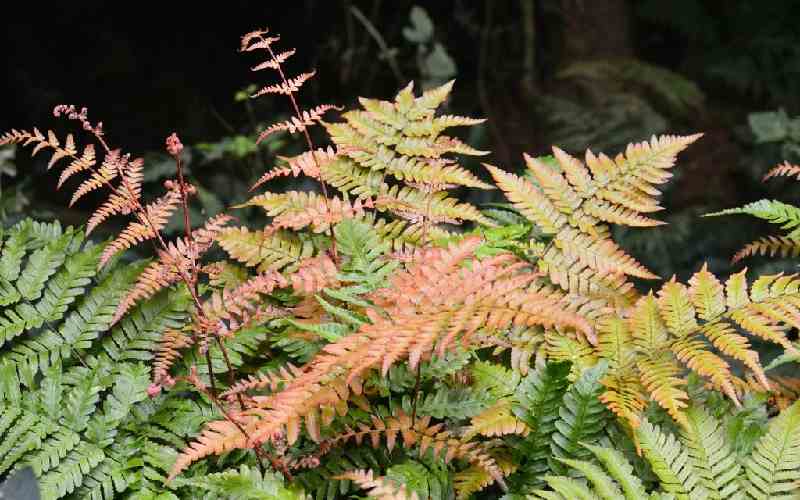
[151,327,193,388]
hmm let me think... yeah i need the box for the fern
[531,401,800,499]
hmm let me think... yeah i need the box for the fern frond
[171,239,588,478]
[221,363,302,399]
[680,406,741,498]
[252,70,316,97]
[763,160,800,181]
[584,443,648,499]
[638,354,689,427]
[485,164,567,235]
[251,146,339,191]
[58,144,97,188]
[463,400,529,439]
[216,226,313,272]
[707,199,800,237]
[744,400,800,499]
[732,235,800,263]
[173,464,305,500]
[336,469,419,500]
[112,213,232,323]
[549,361,609,471]
[98,188,181,267]
[251,48,295,70]
[69,149,123,206]
[85,156,143,234]
[256,104,342,144]
[636,418,699,498]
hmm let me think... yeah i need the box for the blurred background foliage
[3,0,800,285]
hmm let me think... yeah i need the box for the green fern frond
[549,361,609,473]
[174,464,305,499]
[743,400,800,499]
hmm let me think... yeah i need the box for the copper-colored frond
[252,71,316,98]
[170,238,590,479]
[86,157,144,234]
[256,104,342,144]
[732,235,800,263]
[764,161,800,182]
[251,49,296,71]
[112,214,233,323]
[69,149,122,206]
[221,363,302,400]
[152,328,194,388]
[240,29,279,52]
[251,147,338,191]
[99,189,181,267]
[335,469,418,500]
[57,144,97,188]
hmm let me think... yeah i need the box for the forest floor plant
[1,26,800,500]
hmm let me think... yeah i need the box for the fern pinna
[4,24,800,500]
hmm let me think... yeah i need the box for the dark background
[4,0,800,280]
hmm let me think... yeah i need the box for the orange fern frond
[251,48,296,71]
[170,238,588,478]
[671,337,738,404]
[763,161,800,181]
[256,104,342,144]
[266,195,371,235]
[86,156,144,233]
[112,214,233,323]
[327,411,505,488]
[252,71,316,98]
[57,144,97,188]
[70,150,123,206]
[221,363,302,399]
[250,146,339,191]
[599,372,648,429]
[99,188,181,267]
[198,271,289,339]
[286,254,339,294]
[732,235,800,263]
[152,328,194,388]
[335,469,418,500]
[240,29,280,52]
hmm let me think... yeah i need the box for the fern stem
[263,43,338,259]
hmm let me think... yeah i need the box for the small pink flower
[166,132,184,156]
[147,383,162,398]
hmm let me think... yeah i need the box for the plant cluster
[1,27,800,500]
